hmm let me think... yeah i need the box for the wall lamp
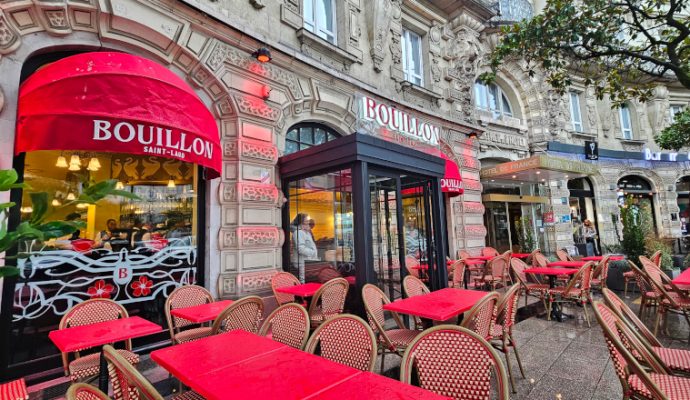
[468,131,478,139]
[252,47,272,63]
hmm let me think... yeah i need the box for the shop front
[1,52,221,377]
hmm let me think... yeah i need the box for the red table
[152,330,449,400]
[511,253,531,259]
[49,316,162,392]
[525,268,579,322]
[170,300,234,323]
[673,268,690,286]
[411,264,429,270]
[275,282,323,297]
[547,261,586,268]
[466,256,494,261]
[383,288,488,326]
[581,255,624,261]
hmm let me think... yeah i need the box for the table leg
[463,267,470,289]
[547,276,563,322]
[421,318,433,330]
[98,350,108,393]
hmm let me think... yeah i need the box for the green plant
[609,260,629,272]
[0,169,138,278]
[602,243,623,255]
[683,253,690,269]
[515,216,536,253]
[620,195,647,267]
[645,236,674,271]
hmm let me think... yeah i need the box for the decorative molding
[0,11,21,54]
[249,0,266,9]
[367,0,393,72]
[219,227,284,249]
[232,94,281,121]
[296,28,361,71]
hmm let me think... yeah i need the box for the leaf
[37,221,81,240]
[0,202,16,209]
[0,169,28,192]
[0,266,19,278]
[29,192,49,225]
[15,222,44,241]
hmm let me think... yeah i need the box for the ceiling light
[167,177,176,188]
[512,175,516,179]
[20,206,33,213]
[68,155,81,171]
[66,192,76,201]
[252,47,272,63]
[87,157,101,171]
[76,203,88,209]
[564,175,569,178]
[536,171,541,175]
[52,198,61,206]
[468,131,478,139]
[56,156,68,168]
[115,181,124,190]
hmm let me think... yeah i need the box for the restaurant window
[285,123,340,155]
[9,150,199,368]
[474,81,513,119]
[619,104,633,139]
[303,0,337,44]
[569,91,584,132]
[401,28,424,86]
[671,105,685,121]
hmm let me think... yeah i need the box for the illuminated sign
[359,96,441,146]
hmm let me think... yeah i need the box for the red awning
[438,151,463,197]
[15,52,222,178]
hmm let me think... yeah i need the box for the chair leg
[380,349,386,375]
[546,298,552,321]
[503,345,517,394]
[638,296,646,318]
[624,278,628,297]
[510,335,526,379]
[582,301,591,328]
[654,309,662,336]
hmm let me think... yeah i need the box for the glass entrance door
[485,202,511,253]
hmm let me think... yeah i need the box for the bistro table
[383,288,488,328]
[466,255,495,262]
[461,259,485,289]
[151,330,450,400]
[525,267,578,322]
[49,316,162,392]
[511,253,531,259]
[170,300,234,324]
[581,255,625,262]
[673,267,690,286]
[547,261,586,268]
[275,282,323,306]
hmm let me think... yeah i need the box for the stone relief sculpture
[445,27,482,124]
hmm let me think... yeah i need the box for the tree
[483,0,690,147]
[620,195,648,267]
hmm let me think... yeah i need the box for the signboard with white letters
[358,95,441,146]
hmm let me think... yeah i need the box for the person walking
[583,219,599,256]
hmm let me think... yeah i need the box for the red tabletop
[547,261,586,268]
[170,300,234,323]
[525,267,578,276]
[581,255,624,261]
[411,264,429,270]
[464,259,485,266]
[673,268,690,286]
[49,316,162,352]
[383,288,488,321]
[153,330,448,400]
[275,282,323,297]
[345,276,356,285]
[511,253,531,258]
[466,256,494,261]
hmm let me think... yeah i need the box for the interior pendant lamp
[167,177,176,188]
[66,192,76,201]
[115,181,124,190]
[68,155,81,171]
[87,157,101,171]
[55,155,68,168]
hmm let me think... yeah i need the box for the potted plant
[646,236,676,278]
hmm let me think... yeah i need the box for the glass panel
[401,30,410,81]
[299,127,313,144]
[287,128,299,140]
[314,128,327,145]
[299,143,311,151]
[409,31,423,85]
[369,174,402,300]
[475,83,487,109]
[570,92,583,132]
[620,105,632,138]
[303,0,315,31]
[501,93,513,117]
[488,84,499,116]
[484,202,511,253]
[316,0,336,43]
[285,140,299,155]
[11,150,199,365]
[288,169,353,283]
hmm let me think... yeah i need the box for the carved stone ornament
[367,0,393,72]
[389,33,402,65]
[0,11,20,54]
[249,0,266,9]
[444,27,482,124]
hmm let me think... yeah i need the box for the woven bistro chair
[457,249,471,259]
[362,284,419,374]
[545,262,594,327]
[603,288,690,376]
[460,291,499,341]
[304,314,377,372]
[651,250,663,267]
[271,272,300,306]
[525,248,541,267]
[308,277,349,329]
[640,257,690,340]
[510,257,549,308]
[258,303,310,350]
[404,255,422,279]
[103,345,202,400]
[556,249,572,262]
[402,275,430,330]
[492,284,526,393]
[164,285,214,345]
[400,325,509,400]
[211,296,264,335]
[531,251,549,268]
[451,259,466,289]
[592,302,690,399]
[591,255,612,291]
[66,383,111,400]
[628,261,661,317]
[482,247,500,257]
[58,299,139,382]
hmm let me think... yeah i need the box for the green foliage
[0,169,138,278]
[609,260,630,272]
[655,108,690,150]
[602,243,623,255]
[645,236,674,270]
[683,253,690,268]
[485,0,690,105]
[620,196,647,267]
[515,216,536,252]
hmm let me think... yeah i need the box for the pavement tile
[527,373,595,400]
[559,341,610,362]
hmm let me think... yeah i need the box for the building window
[671,105,684,121]
[619,104,633,139]
[303,0,336,44]
[569,91,584,132]
[401,29,424,86]
[474,81,514,119]
[285,123,340,155]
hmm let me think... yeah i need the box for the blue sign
[561,215,571,223]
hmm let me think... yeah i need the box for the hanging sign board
[543,211,555,224]
[358,95,441,146]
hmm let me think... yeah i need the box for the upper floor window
[569,91,584,133]
[285,123,340,155]
[671,105,685,121]
[303,0,336,44]
[619,104,633,139]
[474,81,513,119]
[401,29,424,86]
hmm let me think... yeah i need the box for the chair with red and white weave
[545,262,594,327]
[450,259,466,289]
[590,255,611,291]
[308,277,349,329]
[457,249,471,259]
[460,291,499,341]
[66,383,110,400]
[59,299,139,382]
[104,345,201,400]
[211,295,264,335]
[625,250,662,297]
[400,325,509,399]
[475,255,510,290]
[628,261,661,317]
[270,271,300,306]
[258,303,310,350]
[531,251,549,268]
[164,285,214,345]
[556,249,572,262]
[305,314,377,372]
[592,302,690,399]
[482,247,500,257]
[492,284,526,393]
[525,248,541,267]
[404,255,422,280]
[510,257,549,308]
[403,275,430,329]
[603,288,690,376]
[640,257,690,340]
[0,379,28,400]
[362,284,419,374]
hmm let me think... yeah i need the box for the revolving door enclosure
[279,133,449,310]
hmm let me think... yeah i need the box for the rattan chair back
[66,384,111,400]
[271,272,300,305]
[556,249,571,262]
[400,325,509,399]
[496,284,521,333]
[258,303,310,350]
[402,275,430,297]
[361,284,405,347]
[164,285,213,336]
[304,314,377,372]
[308,277,349,320]
[212,295,264,335]
[602,288,662,348]
[482,247,499,257]
[461,291,499,340]
[531,252,549,268]
[103,345,164,400]
[451,259,466,288]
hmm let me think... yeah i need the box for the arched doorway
[617,175,657,235]
[568,177,599,255]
